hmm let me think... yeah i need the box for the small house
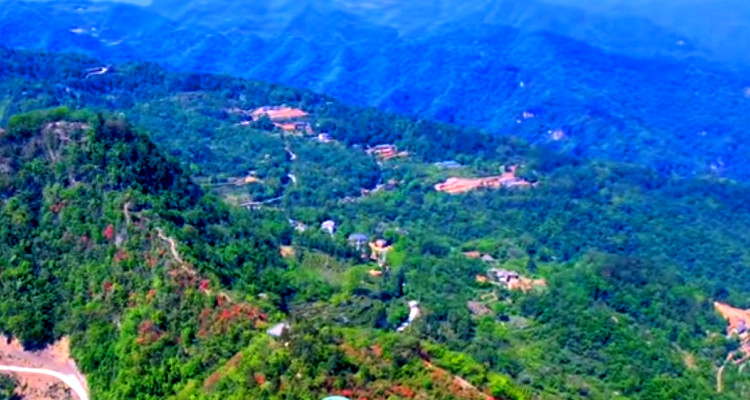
[736,319,748,336]
[321,220,336,235]
[489,268,520,284]
[267,322,291,338]
[348,233,368,251]
[367,144,401,160]
[288,219,308,233]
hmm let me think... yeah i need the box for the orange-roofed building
[464,251,482,259]
[367,144,404,161]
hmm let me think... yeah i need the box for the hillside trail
[718,356,731,393]
[156,227,186,266]
[155,227,236,302]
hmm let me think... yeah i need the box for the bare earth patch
[0,337,88,400]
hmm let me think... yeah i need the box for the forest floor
[0,337,88,400]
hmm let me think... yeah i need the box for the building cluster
[250,106,308,121]
[714,302,750,366]
[230,105,314,135]
[367,144,409,161]
[434,166,531,195]
[347,234,393,276]
[476,268,547,292]
[275,121,314,135]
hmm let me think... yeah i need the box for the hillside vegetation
[0,108,529,400]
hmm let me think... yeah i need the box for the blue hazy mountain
[543,0,750,70]
[0,0,749,179]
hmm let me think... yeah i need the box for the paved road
[0,365,88,400]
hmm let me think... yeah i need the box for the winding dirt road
[0,366,88,400]
[156,227,184,265]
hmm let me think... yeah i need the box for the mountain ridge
[2,0,750,181]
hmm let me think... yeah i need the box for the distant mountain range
[1,0,749,179]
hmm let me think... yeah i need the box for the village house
[488,268,547,292]
[274,121,314,135]
[348,233,368,251]
[321,220,336,235]
[367,144,408,161]
[734,318,749,338]
[288,219,308,233]
[267,322,291,338]
[489,268,520,285]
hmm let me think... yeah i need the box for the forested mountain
[0,108,529,400]
[2,0,750,180]
[1,48,750,399]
